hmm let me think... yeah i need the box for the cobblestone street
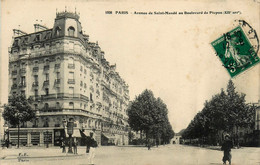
[1,145,260,165]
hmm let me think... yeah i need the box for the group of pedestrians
[61,131,97,165]
[61,138,78,154]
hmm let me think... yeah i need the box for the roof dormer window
[68,26,75,37]
[55,26,61,37]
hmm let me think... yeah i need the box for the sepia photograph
[0,0,260,164]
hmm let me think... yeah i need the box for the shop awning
[80,129,92,137]
[65,129,82,137]
[102,133,116,139]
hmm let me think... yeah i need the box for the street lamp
[67,118,74,153]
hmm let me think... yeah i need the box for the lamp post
[67,118,74,153]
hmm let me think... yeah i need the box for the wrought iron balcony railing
[32,82,39,87]
[68,79,75,84]
[43,80,49,86]
[68,64,75,69]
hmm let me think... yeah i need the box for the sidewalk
[0,146,86,160]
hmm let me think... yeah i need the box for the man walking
[73,138,78,154]
[221,134,233,165]
[86,132,97,165]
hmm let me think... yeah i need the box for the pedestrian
[61,139,66,153]
[221,134,233,165]
[147,138,151,150]
[73,138,78,154]
[86,132,98,165]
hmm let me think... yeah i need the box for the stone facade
[8,11,130,147]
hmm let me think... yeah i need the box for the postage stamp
[211,25,260,78]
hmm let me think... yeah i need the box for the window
[21,76,26,86]
[35,34,40,41]
[55,26,61,36]
[69,72,74,79]
[56,72,60,79]
[68,57,74,68]
[68,26,75,37]
[34,89,38,96]
[69,102,74,109]
[21,90,25,96]
[45,88,49,96]
[45,73,49,81]
[34,104,38,110]
[84,104,86,109]
[56,87,60,93]
[69,87,74,95]
[90,93,93,102]
[44,103,49,109]
[13,39,19,46]
[80,66,83,71]
[56,102,60,109]
[34,75,38,82]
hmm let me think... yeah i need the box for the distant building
[171,134,181,144]
[8,10,130,147]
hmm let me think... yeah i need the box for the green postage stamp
[211,25,259,78]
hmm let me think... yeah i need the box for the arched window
[56,102,60,109]
[69,102,74,109]
[55,26,61,36]
[68,26,75,37]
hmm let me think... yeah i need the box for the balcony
[33,67,39,72]
[41,94,57,100]
[32,82,39,87]
[12,70,17,76]
[55,64,60,69]
[11,84,18,89]
[68,64,75,69]
[20,68,26,74]
[19,83,26,88]
[29,95,41,102]
[68,79,75,84]
[55,79,61,84]
[43,80,49,86]
[44,65,50,71]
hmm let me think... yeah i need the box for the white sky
[1,0,259,132]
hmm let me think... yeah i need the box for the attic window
[13,39,19,46]
[35,34,40,41]
[55,26,61,37]
[68,26,75,37]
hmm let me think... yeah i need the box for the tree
[182,80,252,146]
[3,94,36,148]
[128,89,174,145]
[128,89,156,139]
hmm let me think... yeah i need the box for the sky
[1,0,260,132]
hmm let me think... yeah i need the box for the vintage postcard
[0,0,259,165]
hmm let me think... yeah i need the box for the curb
[1,154,86,160]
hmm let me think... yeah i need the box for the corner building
[8,11,130,147]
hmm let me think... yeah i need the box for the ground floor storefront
[5,128,128,147]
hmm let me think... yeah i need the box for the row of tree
[182,80,255,146]
[127,89,174,145]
